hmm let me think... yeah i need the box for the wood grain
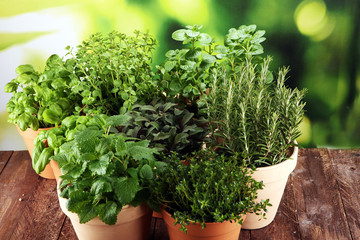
[292,149,352,239]
[0,151,13,173]
[58,217,78,240]
[9,178,65,240]
[0,149,359,240]
[329,149,360,240]
[0,151,40,240]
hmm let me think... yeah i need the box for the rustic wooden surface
[0,149,359,240]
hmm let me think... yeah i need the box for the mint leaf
[139,164,153,180]
[115,177,140,205]
[90,178,112,195]
[96,201,120,225]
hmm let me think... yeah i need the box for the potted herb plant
[54,114,162,240]
[153,149,269,240]
[121,98,207,155]
[204,25,306,229]
[66,30,160,116]
[4,54,80,178]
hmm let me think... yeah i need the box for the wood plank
[0,151,41,240]
[329,149,360,240]
[58,217,78,240]
[0,151,13,174]
[238,229,250,239]
[9,178,65,240]
[292,148,352,239]
[152,218,169,240]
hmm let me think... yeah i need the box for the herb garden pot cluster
[4,24,306,239]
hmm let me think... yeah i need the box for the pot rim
[161,207,245,226]
[252,144,298,172]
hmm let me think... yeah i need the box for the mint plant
[157,24,267,109]
[51,114,161,225]
[4,54,80,131]
[67,30,160,115]
[153,149,269,233]
[32,114,132,174]
[157,25,216,107]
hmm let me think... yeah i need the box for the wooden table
[0,149,359,240]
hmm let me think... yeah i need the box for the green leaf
[32,141,44,170]
[17,113,31,131]
[106,115,132,127]
[164,61,177,72]
[181,111,194,126]
[4,82,18,93]
[67,191,97,223]
[34,147,53,174]
[89,153,112,175]
[96,201,120,225]
[43,109,60,124]
[115,177,140,205]
[139,164,153,180]
[90,178,112,195]
[199,33,212,46]
[172,29,187,41]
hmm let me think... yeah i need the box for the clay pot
[57,181,152,240]
[242,145,298,229]
[161,208,245,240]
[16,125,55,179]
[50,160,61,182]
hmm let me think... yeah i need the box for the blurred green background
[1,0,359,149]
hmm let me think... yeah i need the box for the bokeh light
[295,0,335,41]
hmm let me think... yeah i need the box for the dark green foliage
[4,55,80,131]
[120,98,207,155]
[205,56,306,167]
[153,149,269,232]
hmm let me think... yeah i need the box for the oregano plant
[66,30,160,115]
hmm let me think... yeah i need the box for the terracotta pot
[242,145,298,229]
[57,181,152,240]
[161,208,245,240]
[50,160,61,182]
[16,124,55,179]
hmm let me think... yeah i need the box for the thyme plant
[153,149,269,232]
[205,57,306,167]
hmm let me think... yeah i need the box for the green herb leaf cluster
[157,25,267,107]
[67,30,159,115]
[205,56,306,167]
[120,98,207,155]
[53,116,159,225]
[153,149,269,232]
[4,55,80,131]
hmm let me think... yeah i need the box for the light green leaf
[115,177,140,205]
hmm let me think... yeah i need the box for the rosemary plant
[205,56,306,167]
